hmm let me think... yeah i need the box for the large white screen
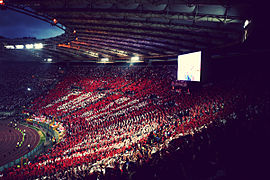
[177,51,201,81]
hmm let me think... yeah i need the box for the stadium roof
[0,0,255,63]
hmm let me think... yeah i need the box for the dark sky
[0,9,64,39]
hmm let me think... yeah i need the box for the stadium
[0,0,269,179]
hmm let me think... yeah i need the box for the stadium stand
[0,62,63,113]
[1,64,268,179]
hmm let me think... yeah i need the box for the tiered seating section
[2,65,267,179]
[0,62,62,112]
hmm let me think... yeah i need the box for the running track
[0,120,40,166]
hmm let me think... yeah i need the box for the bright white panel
[4,45,15,49]
[34,43,43,49]
[177,51,201,82]
[25,44,34,49]
[15,45,24,49]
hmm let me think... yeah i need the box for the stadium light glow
[131,56,140,62]
[101,58,109,62]
[25,44,34,49]
[47,58,52,62]
[34,43,43,49]
[244,20,250,28]
[15,45,24,49]
[97,57,114,63]
[129,56,143,63]
[4,45,15,49]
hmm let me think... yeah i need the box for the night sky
[0,9,64,39]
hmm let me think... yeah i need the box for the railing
[29,121,59,142]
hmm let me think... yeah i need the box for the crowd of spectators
[0,62,63,112]
[1,64,268,179]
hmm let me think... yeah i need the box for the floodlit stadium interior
[0,0,269,179]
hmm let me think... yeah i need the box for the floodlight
[97,57,114,63]
[244,20,250,28]
[15,45,24,49]
[101,58,109,62]
[5,45,15,49]
[25,44,34,49]
[27,88,31,91]
[47,58,52,62]
[131,56,140,62]
[34,43,43,49]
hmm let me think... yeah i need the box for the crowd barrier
[25,116,65,143]
[27,120,59,142]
